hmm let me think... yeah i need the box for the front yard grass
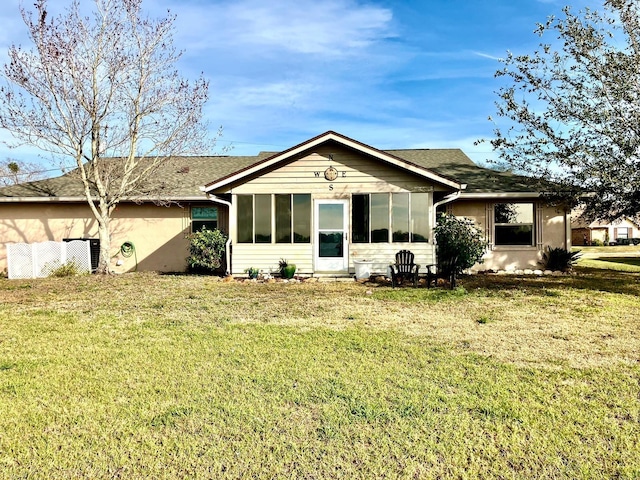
[575,245,640,272]
[0,270,638,478]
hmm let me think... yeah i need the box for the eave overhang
[458,192,543,199]
[0,195,208,203]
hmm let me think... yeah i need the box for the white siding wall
[231,243,436,277]
[232,244,312,276]
[229,145,441,195]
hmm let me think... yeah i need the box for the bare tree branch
[0,0,215,273]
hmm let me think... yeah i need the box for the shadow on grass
[591,257,640,267]
[458,267,640,297]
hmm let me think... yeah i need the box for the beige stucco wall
[0,202,197,273]
[450,200,570,271]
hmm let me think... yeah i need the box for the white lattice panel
[6,243,34,280]
[6,241,92,279]
[36,241,63,277]
[63,240,92,273]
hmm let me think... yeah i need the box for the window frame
[493,202,535,247]
[352,193,430,244]
[237,193,311,244]
[616,227,629,240]
[191,206,218,232]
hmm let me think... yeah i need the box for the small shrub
[245,267,259,279]
[591,239,604,246]
[540,246,581,272]
[186,228,228,274]
[49,262,85,277]
[434,213,488,288]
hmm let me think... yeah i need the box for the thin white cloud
[169,0,395,57]
[472,51,502,61]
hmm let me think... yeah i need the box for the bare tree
[482,0,640,222]
[0,159,46,185]
[0,0,213,273]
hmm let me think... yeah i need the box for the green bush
[540,246,581,272]
[186,228,228,274]
[245,267,259,279]
[434,213,488,288]
[48,262,86,277]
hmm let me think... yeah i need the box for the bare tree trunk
[96,212,111,275]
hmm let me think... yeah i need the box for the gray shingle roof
[0,147,542,200]
[389,149,544,194]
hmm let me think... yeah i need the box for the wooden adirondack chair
[389,250,420,287]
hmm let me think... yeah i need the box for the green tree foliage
[434,214,488,288]
[484,0,640,222]
[187,229,228,274]
[0,159,44,186]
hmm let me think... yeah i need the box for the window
[237,195,253,243]
[371,193,390,243]
[392,193,409,242]
[237,194,311,244]
[352,193,429,243]
[276,194,311,243]
[617,227,629,240]
[292,194,311,243]
[494,203,534,246]
[254,194,272,243]
[275,194,291,243]
[411,193,429,242]
[352,194,369,242]
[191,206,218,231]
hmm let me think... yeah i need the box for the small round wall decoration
[324,166,338,181]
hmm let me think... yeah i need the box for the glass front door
[315,199,348,272]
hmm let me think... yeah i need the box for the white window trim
[490,201,541,250]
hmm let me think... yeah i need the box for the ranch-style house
[0,131,571,276]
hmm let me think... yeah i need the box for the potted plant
[278,258,296,279]
[244,267,259,279]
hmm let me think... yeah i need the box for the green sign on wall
[192,207,218,219]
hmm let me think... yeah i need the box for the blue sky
[0,0,600,173]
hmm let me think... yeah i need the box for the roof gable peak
[203,131,462,192]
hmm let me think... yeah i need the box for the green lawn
[0,271,638,478]
[575,245,640,272]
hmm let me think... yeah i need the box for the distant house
[571,215,640,246]
[0,131,571,276]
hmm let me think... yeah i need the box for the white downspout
[432,184,466,228]
[204,193,233,276]
[433,189,463,211]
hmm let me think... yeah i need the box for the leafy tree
[0,159,45,186]
[186,228,228,274]
[484,0,640,222]
[434,213,488,288]
[0,0,213,273]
